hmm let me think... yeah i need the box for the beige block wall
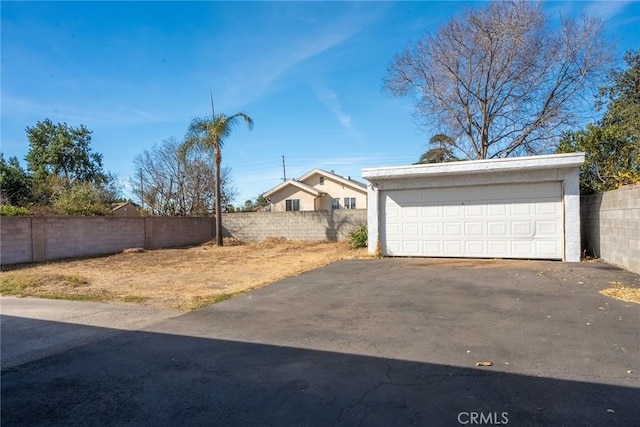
[0,216,213,266]
[582,185,640,274]
[1,217,33,265]
[0,211,365,266]
[43,217,145,261]
[223,210,367,241]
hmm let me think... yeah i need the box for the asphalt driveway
[2,258,639,426]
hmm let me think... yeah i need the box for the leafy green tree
[557,51,640,193]
[23,119,117,214]
[25,119,107,185]
[415,134,459,164]
[0,154,31,206]
[236,194,269,212]
[180,99,253,246]
[598,50,640,132]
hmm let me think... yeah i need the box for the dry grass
[0,238,371,310]
[600,282,640,304]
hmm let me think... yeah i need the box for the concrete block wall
[0,216,214,266]
[581,184,640,274]
[42,217,145,261]
[145,217,213,249]
[1,217,33,265]
[223,210,367,242]
[0,211,360,266]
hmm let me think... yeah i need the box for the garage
[362,153,585,262]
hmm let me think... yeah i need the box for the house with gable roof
[263,168,367,212]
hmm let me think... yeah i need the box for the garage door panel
[511,203,533,215]
[443,241,462,254]
[403,223,420,235]
[465,241,485,255]
[443,205,462,217]
[536,240,560,256]
[488,240,509,256]
[385,223,400,236]
[488,204,507,216]
[536,220,559,236]
[511,221,533,236]
[443,223,462,237]
[464,204,484,216]
[403,206,420,218]
[386,240,400,255]
[422,206,440,217]
[512,240,534,256]
[488,222,508,236]
[381,182,563,259]
[403,240,420,254]
[465,222,484,236]
[423,223,440,236]
[423,241,441,253]
[386,206,400,218]
[536,201,560,215]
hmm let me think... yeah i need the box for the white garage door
[381,182,564,259]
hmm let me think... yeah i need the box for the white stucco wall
[363,153,585,262]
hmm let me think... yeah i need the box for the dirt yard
[0,238,370,311]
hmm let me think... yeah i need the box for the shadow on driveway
[1,316,638,426]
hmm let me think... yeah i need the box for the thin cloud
[547,1,633,23]
[208,4,387,111]
[312,84,363,143]
[585,1,632,21]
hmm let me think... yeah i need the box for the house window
[319,176,325,186]
[285,199,300,211]
[331,198,340,210]
[344,197,356,209]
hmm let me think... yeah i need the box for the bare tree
[130,137,237,216]
[385,0,613,159]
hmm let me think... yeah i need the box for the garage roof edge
[361,152,585,181]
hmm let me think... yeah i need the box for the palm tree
[180,96,253,246]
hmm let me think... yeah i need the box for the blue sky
[2,1,639,205]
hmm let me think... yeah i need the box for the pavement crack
[336,369,504,423]
[336,380,390,424]
[384,358,394,383]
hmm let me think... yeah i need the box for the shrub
[52,182,111,216]
[348,224,368,249]
[0,205,30,216]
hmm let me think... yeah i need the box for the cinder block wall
[1,212,362,266]
[581,185,640,274]
[42,217,145,261]
[145,217,213,249]
[0,216,213,266]
[223,210,367,242]
[1,217,33,265]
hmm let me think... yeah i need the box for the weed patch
[600,281,640,304]
[0,273,113,302]
[0,239,370,310]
